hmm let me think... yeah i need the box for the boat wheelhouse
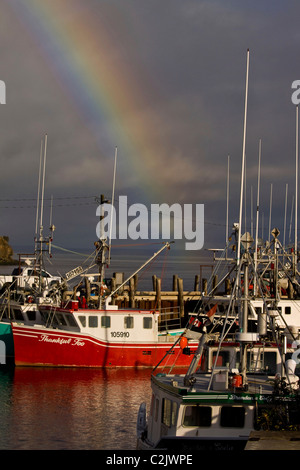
[137,338,300,451]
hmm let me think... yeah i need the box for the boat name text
[39,335,85,346]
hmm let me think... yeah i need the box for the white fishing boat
[136,50,300,450]
[0,135,62,365]
[136,231,300,451]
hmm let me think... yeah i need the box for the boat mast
[108,147,117,267]
[254,139,261,296]
[236,49,251,385]
[294,105,299,278]
[283,183,288,248]
[96,148,118,308]
[35,139,43,239]
[268,183,273,242]
[226,155,230,259]
[237,49,250,269]
[95,194,109,309]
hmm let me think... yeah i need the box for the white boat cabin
[39,303,181,344]
[195,296,300,335]
[139,342,300,451]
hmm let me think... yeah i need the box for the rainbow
[6,0,163,198]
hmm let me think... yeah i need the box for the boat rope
[51,244,95,258]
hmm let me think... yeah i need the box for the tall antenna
[226,155,230,252]
[254,138,261,295]
[295,105,299,276]
[35,139,43,236]
[251,185,253,237]
[283,183,288,247]
[108,147,117,265]
[289,196,294,245]
[268,183,273,242]
[237,48,250,267]
[40,134,48,237]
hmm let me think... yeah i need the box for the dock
[72,271,220,318]
[245,431,300,450]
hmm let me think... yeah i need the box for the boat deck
[153,371,276,398]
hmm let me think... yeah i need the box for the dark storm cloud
[0,0,299,251]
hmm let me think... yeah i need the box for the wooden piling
[129,277,135,308]
[155,277,161,311]
[177,277,184,318]
[152,274,157,291]
[110,277,116,305]
[173,274,178,291]
[85,277,91,304]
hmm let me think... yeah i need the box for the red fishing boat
[11,302,200,368]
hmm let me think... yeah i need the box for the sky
[0,0,299,260]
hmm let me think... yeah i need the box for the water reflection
[0,367,152,450]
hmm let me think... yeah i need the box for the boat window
[261,352,277,374]
[162,398,177,427]
[255,307,262,315]
[220,406,245,427]
[65,314,78,327]
[26,310,36,321]
[212,351,230,368]
[12,268,21,275]
[89,316,98,328]
[244,350,277,374]
[143,317,152,329]
[101,316,111,328]
[55,313,68,326]
[124,316,134,329]
[78,315,86,327]
[150,394,155,416]
[285,306,291,315]
[183,405,212,427]
[13,309,24,321]
[171,402,178,426]
[154,398,159,422]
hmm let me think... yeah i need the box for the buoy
[180,336,188,349]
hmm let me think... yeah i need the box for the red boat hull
[11,324,197,368]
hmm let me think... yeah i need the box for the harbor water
[0,367,152,450]
[0,247,211,450]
